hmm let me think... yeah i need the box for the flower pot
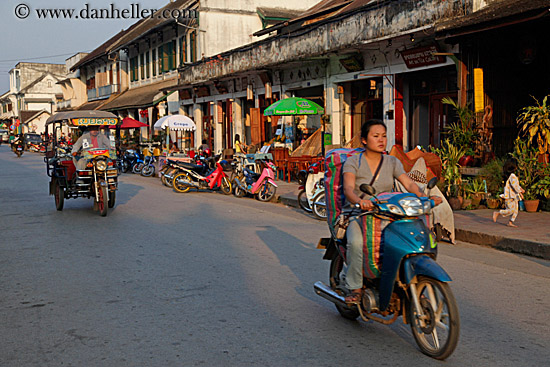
[524,199,540,212]
[461,198,472,210]
[486,198,500,209]
[471,194,483,208]
[458,155,474,167]
[448,197,462,211]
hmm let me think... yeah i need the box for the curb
[278,193,550,260]
[454,228,550,260]
[278,194,299,208]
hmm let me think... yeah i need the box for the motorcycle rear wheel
[408,276,460,360]
[108,191,116,208]
[220,176,232,195]
[297,189,312,212]
[256,181,276,202]
[329,253,360,320]
[141,165,155,177]
[173,172,192,193]
[312,191,327,220]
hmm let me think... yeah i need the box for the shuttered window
[140,53,145,80]
[190,31,197,62]
[179,36,186,66]
[152,49,157,76]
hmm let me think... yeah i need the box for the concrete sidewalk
[274,179,550,260]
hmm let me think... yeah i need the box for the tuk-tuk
[44,111,120,216]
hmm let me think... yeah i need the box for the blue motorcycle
[314,180,460,360]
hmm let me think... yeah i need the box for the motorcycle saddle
[244,168,260,180]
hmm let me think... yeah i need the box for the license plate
[17,147,22,150]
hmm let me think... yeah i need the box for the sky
[0,0,170,93]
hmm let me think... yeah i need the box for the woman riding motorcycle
[342,119,442,303]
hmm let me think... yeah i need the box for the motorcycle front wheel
[220,176,232,195]
[256,181,276,202]
[121,161,130,173]
[132,162,144,174]
[408,276,460,360]
[329,253,360,320]
[297,189,312,212]
[141,165,155,177]
[98,185,108,217]
[312,191,327,220]
[233,176,245,198]
[173,172,192,193]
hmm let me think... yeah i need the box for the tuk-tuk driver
[71,126,111,170]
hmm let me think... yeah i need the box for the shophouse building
[0,62,65,134]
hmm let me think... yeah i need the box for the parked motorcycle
[233,159,278,202]
[297,162,324,212]
[119,149,141,173]
[172,155,232,194]
[314,179,460,360]
[161,155,213,187]
[140,154,157,177]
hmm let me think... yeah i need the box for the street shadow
[255,225,324,302]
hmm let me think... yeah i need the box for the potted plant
[432,139,466,210]
[442,97,480,165]
[468,178,486,208]
[517,95,550,164]
[461,182,473,210]
[511,137,542,212]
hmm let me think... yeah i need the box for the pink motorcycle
[233,160,278,202]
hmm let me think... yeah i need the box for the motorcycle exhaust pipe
[314,281,352,309]
[177,177,200,188]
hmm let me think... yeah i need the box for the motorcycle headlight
[386,204,405,216]
[95,160,107,171]
[423,200,432,214]
[398,197,424,216]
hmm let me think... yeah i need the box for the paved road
[1,146,549,367]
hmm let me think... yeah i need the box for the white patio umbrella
[153,114,196,131]
[153,114,196,152]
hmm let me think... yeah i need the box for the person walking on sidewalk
[493,159,524,227]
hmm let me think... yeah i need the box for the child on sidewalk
[493,159,524,227]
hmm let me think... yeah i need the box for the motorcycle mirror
[359,184,376,196]
[427,177,438,190]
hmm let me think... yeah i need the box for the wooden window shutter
[217,102,223,123]
[170,40,176,70]
[250,108,261,145]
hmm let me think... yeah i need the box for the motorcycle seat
[176,161,207,173]
[244,168,260,180]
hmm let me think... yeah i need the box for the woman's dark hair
[361,119,387,139]
[235,134,241,143]
[503,158,518,176]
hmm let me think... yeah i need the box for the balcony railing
[87,84,120,101]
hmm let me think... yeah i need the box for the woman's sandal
[344,289,363,304]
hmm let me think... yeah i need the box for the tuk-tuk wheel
[54,180,64,211]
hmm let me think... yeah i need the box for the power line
[0,51,91,64]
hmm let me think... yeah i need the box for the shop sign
[474,68,485,113]
[400,45,445,69]
[339,54,364,72]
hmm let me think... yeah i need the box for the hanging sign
[400,45,445,69]
[474,68,485,113]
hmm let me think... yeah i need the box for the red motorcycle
[172,155,232,194]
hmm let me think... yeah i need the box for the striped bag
[324,147,386,279]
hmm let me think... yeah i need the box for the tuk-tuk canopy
[46,111,119,126]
